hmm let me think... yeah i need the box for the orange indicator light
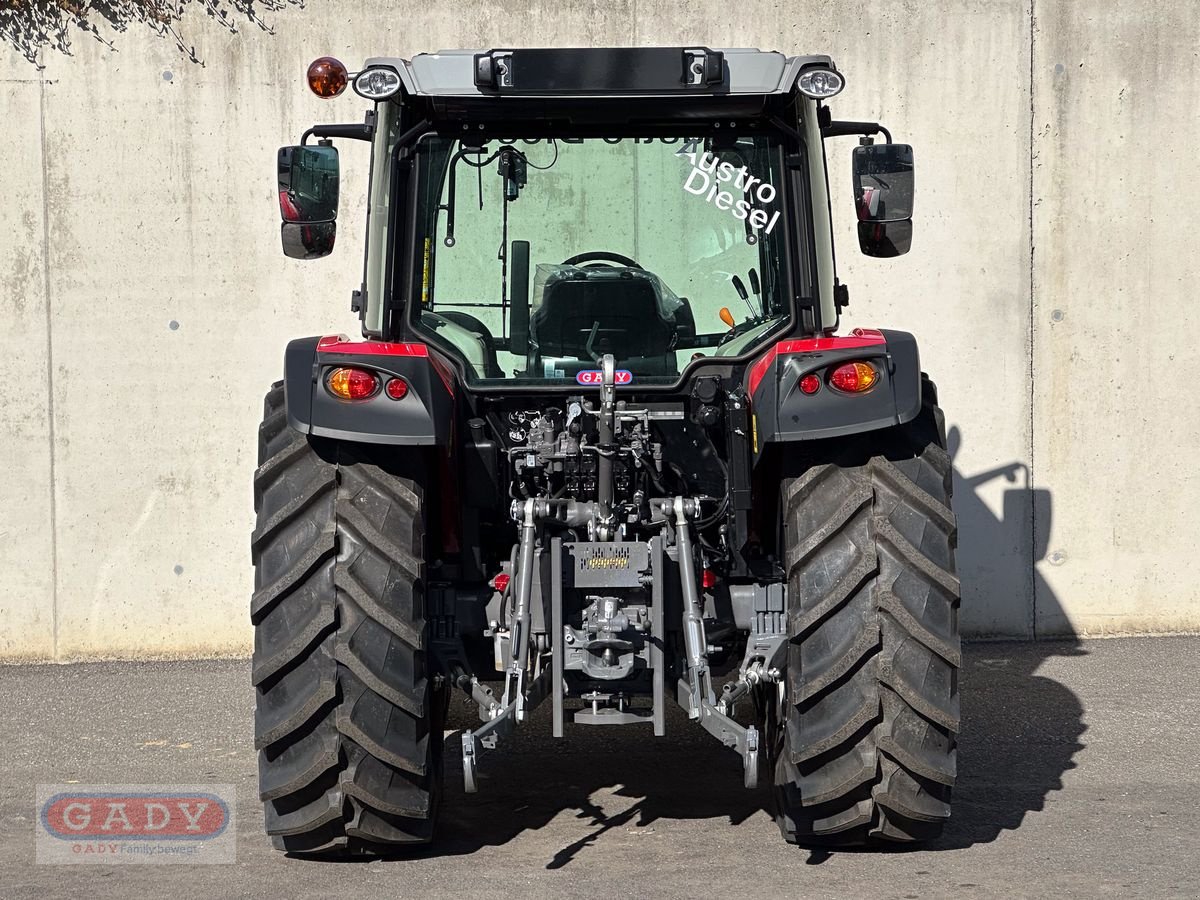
[328,367,378,401]
[307,57,348,98]
[829,361,878,393]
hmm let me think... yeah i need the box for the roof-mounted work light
[307,56,348,98]
[354,67,403,100]
[796,67,844,99]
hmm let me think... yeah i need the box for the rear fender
[748,328,921,452]
[283,335,453,445]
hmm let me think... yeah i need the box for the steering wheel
[561,250,642,269]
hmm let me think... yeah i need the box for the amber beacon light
[307,56,349,98]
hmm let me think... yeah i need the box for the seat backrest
[531,268,674,361]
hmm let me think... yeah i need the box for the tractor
[252,46,957,854]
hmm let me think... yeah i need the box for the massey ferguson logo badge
[576,369,632,386]
[36,785,236,864]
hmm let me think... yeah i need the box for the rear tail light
[829,361,879,393]
[491,573,511,593]
[702,568,718,589]
[384,377,409,400]
[799,374,821,395]
[328,367,379,401]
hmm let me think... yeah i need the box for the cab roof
[364,47,837,100]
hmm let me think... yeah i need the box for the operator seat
[526,266,678,375]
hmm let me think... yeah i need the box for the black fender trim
[282,336,453,446]
[750,328,922,451]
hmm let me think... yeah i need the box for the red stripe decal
[317,335,429,357]
[747,328,886,395]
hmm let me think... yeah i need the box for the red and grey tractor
[253,46,957,854]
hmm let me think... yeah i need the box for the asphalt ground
[1,636,1197,899]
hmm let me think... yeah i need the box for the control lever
[565,401,582,433]
[730,275,756,320]
[748,268,763,317]
[585,320,602,363]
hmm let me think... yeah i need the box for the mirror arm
[302,122,374,145]
[822,120,893,143]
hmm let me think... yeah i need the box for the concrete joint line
[1027,0,1038,640]
[38,45,60,660]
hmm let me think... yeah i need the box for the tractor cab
[276,47,916,391]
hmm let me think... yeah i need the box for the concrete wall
[2,0,1196,659]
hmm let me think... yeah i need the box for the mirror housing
[277,144,339,259]
[852,143,914,257]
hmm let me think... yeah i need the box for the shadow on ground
[934,426,1086,850]
[429,429,1087,866]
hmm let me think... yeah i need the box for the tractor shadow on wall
[429,426,1086,865]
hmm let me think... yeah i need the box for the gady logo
[36,785,236,865]
[577,369,633,386]
[41,792,229,840]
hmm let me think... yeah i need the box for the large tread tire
[772,380,959,846]
[251,382,442,855]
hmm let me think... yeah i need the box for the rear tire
[251,383,442,855]
[772,381,959,845]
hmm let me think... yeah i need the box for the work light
[797,67,844,99]
[354,67,403,100]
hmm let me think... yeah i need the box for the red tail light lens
[799,374,821,395]
[702,568,718,589]
[491,573,511,593]
[385,377,409,400]
[328,367,378,401]
[829,361,879,393]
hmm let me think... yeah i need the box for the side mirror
[856,220,912,258]
[852,143,914,257]
[277,144,339,259]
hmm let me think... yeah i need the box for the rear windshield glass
[410,135,794,386]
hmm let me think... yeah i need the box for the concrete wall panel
[24,0,639,658]
[1,0,1196,657]
[1032,2,1200,635]
[0,65,56,658]
[645,1,1037,635]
